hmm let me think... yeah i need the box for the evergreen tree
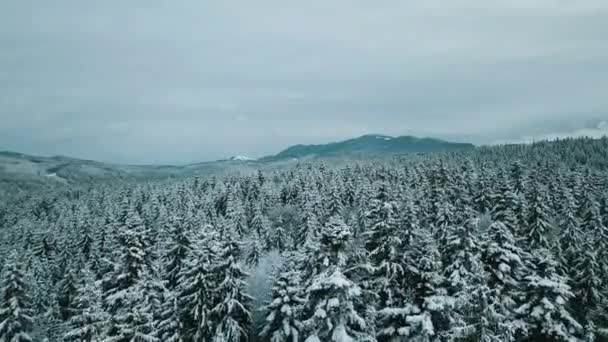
[515,249,581,341]
[303,215,374,342]
[260,269,305,342]
[103,205,153,313]
[0,252,33,342]
[572,247,606,336]
[481,187,528,340]
[157,293,183,342]
[178,230,218,342]
[226,187,248,236]
[107,286,160,342]
[296,194,321,248]
[522,183,553,250]
[64,267,106,342]
[58,266,79,321]
[377,228,452,342]
[557,189,583,279]
[364,183,404,309]
[163,215,191,290]
[250,204,270,239]
[209,232,253,342]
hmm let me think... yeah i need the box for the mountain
[258,134,474,162]
[0,134,473,190]
[0,151,260,192]
[228,155,256,161]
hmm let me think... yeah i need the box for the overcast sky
[1,0,607,164]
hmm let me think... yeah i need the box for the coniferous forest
[2,137,608,342]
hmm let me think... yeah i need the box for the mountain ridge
[0,134,474,188]
[258,134,474,162]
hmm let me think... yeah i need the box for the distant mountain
[0,151,260,191]
[228,155,256,161]
[0,134,473,190]
[258,134,474,162]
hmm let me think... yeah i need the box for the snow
[229,155,256,161]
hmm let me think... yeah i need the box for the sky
[1,0,607,164]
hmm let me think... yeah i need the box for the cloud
[524,121,608,142]
[0,0,607,163]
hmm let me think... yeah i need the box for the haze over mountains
[0,134,473,188]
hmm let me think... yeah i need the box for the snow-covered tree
[103,204,154,313]
[178,229,218,342]
[260,269,305,342]
[481,187,528,340]
[302,215,374,342]
[515,249,581,341]
[64,267,106,342]
[0,252,33,342]
[157,292,184,342]
[377,228,453,342]
[557,189,583,278]
[364,183,404,308]
[163,215,191,290]
[209,231,253,342]
[522,183,553,250]
[571,247,606,336]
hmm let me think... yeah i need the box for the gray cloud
[1,0,607,164]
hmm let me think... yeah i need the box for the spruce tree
[157,293,183,342]
[64,267,106,342]
[209,231,253,342]
[163,215,191,290]
[522,182,553,250]
[302,215,374,342]
[515,249,581,341]
[260,269,305,342]
[0,252,34,342]
[377,228,453,342]
[572,247,606,337]
[481,187,528,340]
[364,183,404,309]
[557,189,583,279]
[178,228,218,342]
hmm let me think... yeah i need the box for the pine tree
[522,183,553,250]
[364,182,404,309]
[58,266,79,321]
[302,215,374,342]
[260,269,305,342]
[296,193,321,248]
[244,231,265,267]
[108,287,160,342]
[226,187,248,236]
[64,267,106,342]
[79,222,94,261]
[209,232,253,342]
[103,205,153,313]
[515,249,581,341]
[481,187,528,340]
[377,228,453,342]
[163,215,191,290]
[557,189,583,279]
[442,212,486,337]
[571,247,606,336]
[157,293,183,342]
[0,252,33,342]
[178,228,218,342]
[451,260,506,342]
[268,215,289,253]
[250,204,270,239]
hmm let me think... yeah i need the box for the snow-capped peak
[229,155,255,161]
[373,135,393,140]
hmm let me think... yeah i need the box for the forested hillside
[1,137,608,341]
